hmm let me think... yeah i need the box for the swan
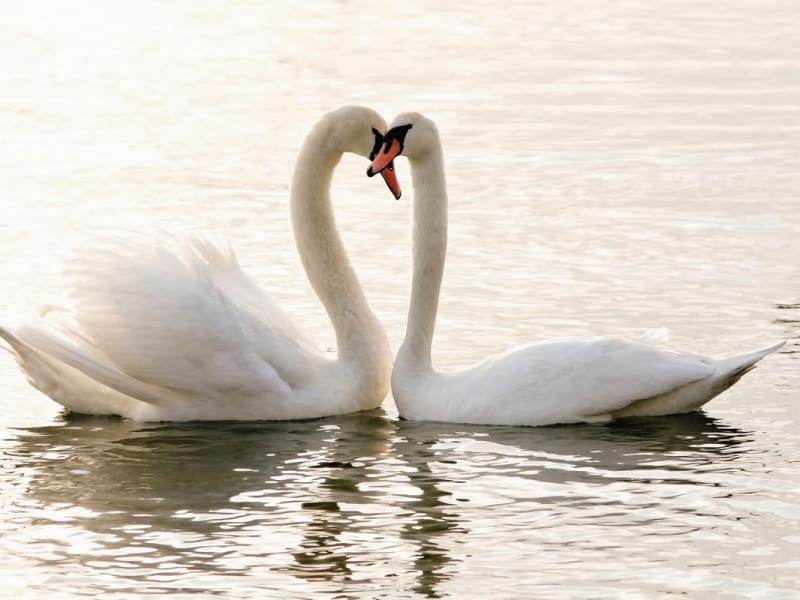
[367,112,784,426]
[0,105,399,421]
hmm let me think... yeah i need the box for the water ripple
[1,0,799,597]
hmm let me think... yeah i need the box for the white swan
[0,106,398,421]
[367,112,784,426]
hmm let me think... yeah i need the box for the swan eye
[369,127,384,161]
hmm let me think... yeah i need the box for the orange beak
[379,162,401,200]
[367,137,403,200]
[368,138,402,177]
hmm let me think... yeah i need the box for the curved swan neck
[399,142,448,372]
[290,121,387,365]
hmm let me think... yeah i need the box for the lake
[1,1,798,597]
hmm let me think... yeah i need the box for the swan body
[0,106,393,421]
[368,112,784,426]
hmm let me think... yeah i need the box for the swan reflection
[4,410,754,597]
[5,412,394,595]
[389,425,468,598]
[6,409,469,596]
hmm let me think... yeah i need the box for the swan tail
[0,324,77,404]
[15,322,167,408]
[1,323,152,417]
[709,340,786,395]
[0,325,53,388]
[612,340,785,419]
[0,325,31,371]
[0,326,12,354]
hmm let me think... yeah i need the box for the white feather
[1,106,393,421]
[382,112,785,426]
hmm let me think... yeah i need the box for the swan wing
[564,338,714,416]
[20,232,319,409]
[1,320,149,416]
[189,235,319,356]
[461,337,713,425]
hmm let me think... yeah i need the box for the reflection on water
[4,413,395,596]
[1,0,799,596]
[391,427,467,597]
[5,412,793,598]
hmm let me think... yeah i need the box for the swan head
[366,112,438,182]
[323,106,402,199]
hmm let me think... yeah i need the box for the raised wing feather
[188,235,321,380]
[25,231,320,406]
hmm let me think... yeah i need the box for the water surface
[1,1,799,597]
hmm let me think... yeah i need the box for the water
[1,0,799,597]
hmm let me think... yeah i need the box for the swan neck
[290,125,388,368]
[399,144,448,373]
